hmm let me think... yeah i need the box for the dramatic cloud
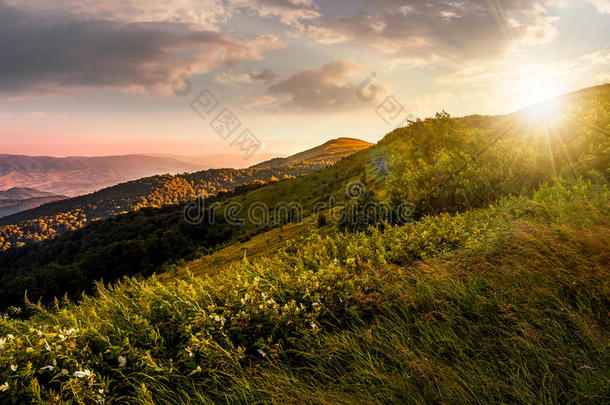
[305,0,559,65]
[262,60,382,112]
[5,0,229,30]
[8,0,320,29]
[0,2,284,95]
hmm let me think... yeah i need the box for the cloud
[231,0,320,28]
[0,2,284,96]
[305,1,559,66]
[4,0,229,30]
[215,69,276,87]
[439,50,610,85]
[8,0,320,29]
[246,94,277,108]
[585,0,610,13]
[261,60,383,112]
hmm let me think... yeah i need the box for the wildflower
[118,356,127,368]
[188,366,202,376]
[10,365,17,372]
[0,382,8,392]
[74,369,93,379]
[257,349,267,358]
[98,389,105,395]
[236,346,246,360]
[39,365,55,372]
[310,322,319,331]
[6,334,13,340]
[61,369,69,376]
[25,347,34,354]
[0,338,5,349]
[312,302,321,308]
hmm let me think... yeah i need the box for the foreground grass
[0,180,608,403]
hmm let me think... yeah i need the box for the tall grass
[0,179,608,403]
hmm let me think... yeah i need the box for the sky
[0,0,609,159]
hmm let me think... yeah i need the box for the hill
[0,187,58,200]
[0,187,67,218]
[252,137,373,168]
[0,84,608,403]
[146,153,279,169]
[0,154,212,197]
[0,196,67,218]
[0,138,371,250]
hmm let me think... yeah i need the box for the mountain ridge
[0,137,372,249]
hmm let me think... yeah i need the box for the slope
[0,84,607,313]
[252,137,373,168]
[0,138,371,250]
[0,179,607,404]
[0,187,58,200]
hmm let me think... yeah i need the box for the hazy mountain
[0,137,371,249]
[0,187,58,200]
[0,154,215,197]
[0,196,67,218]
[147,153,280,169]
[0,187,66,218]
[252,138,373,168]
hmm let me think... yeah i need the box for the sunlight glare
[518,76,562,120]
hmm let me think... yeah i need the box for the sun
[516,76,563,120]
[518,76,560,107]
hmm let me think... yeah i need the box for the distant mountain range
[146,153,279,169]
[0,138,372,250]
[0,186,57,200]
[0,187,67,218]
[0,153,278,197]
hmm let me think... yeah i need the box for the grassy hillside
[0,179,607,403]
[252,137,373,168]
[0,84,608,403]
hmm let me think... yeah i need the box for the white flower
[236,345,246,360]
[98,389,105,395]
[188,366,202,376]
[117,356,127,368]
[257,349,267,358]
[0,382,8,392]
[10,365,17,372]
[39,365,55,372]
[74,369,93,379]
[312,302,321,308]
[310,322,319,331]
